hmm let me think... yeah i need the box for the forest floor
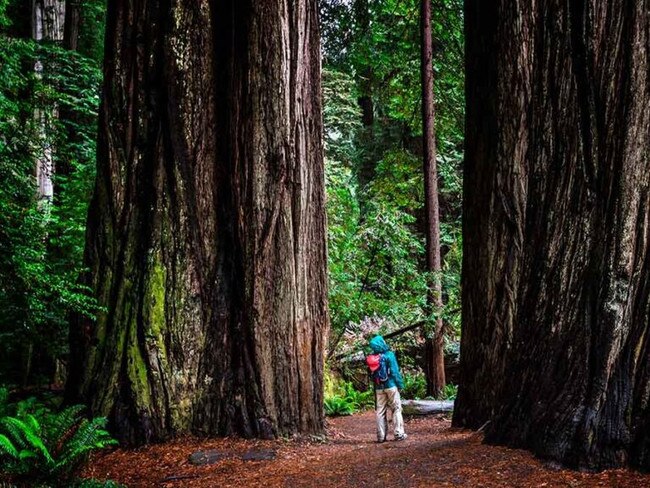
[82,411,650,487]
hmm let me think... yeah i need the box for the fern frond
[0,433,18,458]
[24,414,41,436]
[55,417,116,474]
[1,417,53,464]
[17,449,37,460]
[45,404,85,446]
[0,417,28,450]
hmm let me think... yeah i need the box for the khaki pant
[375,386,405,441]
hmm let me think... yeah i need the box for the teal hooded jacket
[369,335,404,390]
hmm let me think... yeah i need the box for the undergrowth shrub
[324,396,357,417]
[324,380,374,416]
[439,384,458,401]
[0,387,117,487]
[401,372,427,400]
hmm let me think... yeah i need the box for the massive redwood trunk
[420,0,445,397]
[67,0,327,445]
[455,0,650,470]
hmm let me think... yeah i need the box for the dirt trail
[83,412,650,487]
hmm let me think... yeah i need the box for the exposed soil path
[83,412,650,487]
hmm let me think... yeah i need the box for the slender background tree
[420,0,445,397]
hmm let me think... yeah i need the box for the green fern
[45,405,86,451]
[14,396,50,420]
[0,399,117,485]
[324,395,357,416]
[342,382,374,409]
[55,417,117,471]
[0,417,28,451]
[0,417,53,464]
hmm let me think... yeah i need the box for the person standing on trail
[366,335,407,442]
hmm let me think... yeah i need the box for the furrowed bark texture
[454,0,650,470]
[67,0,327,445]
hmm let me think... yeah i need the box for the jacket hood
[369,335,390,353]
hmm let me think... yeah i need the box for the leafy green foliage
[0,24,102,384]
[324,72,432,346]
[401,372,427,400]
[0,387,117,486]
[342,381,374,410]
[439,383,458,401]
[324,380,374,417]
[324,396,358,417]
[322,0,465,363]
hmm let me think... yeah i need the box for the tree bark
[62,0,79,51]
[420,0,445,398]
[67,0,328,445]
[455,0,650,470]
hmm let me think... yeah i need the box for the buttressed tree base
[67,0,328,445]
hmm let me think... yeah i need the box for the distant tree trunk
[420,0,445,398]
[32,0,65,203]
[67,0,328,445]
[32,0,65,41]
[62,0,79,51]
[353,0,375,188]
[57,0,81,182]
[27,0,66,387]
[455,0,650,470]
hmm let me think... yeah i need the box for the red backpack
[366,353,390,385]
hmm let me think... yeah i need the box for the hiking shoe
[395,434,408,441]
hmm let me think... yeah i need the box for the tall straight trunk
[420,0,445,397]
[455,0,650,470]
[67,0,328,445]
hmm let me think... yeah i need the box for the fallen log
[401,399,454,415]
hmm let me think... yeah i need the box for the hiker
[366,335,407,442]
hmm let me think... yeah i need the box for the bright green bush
[342,381,374,410]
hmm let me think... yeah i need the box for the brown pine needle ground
[82,412,650,487]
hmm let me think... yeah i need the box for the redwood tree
[455,0,650,470]
[420,0,445,397]
[67,0,328,445]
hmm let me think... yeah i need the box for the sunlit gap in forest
[1,0,649,486]
[321,0,464,404]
